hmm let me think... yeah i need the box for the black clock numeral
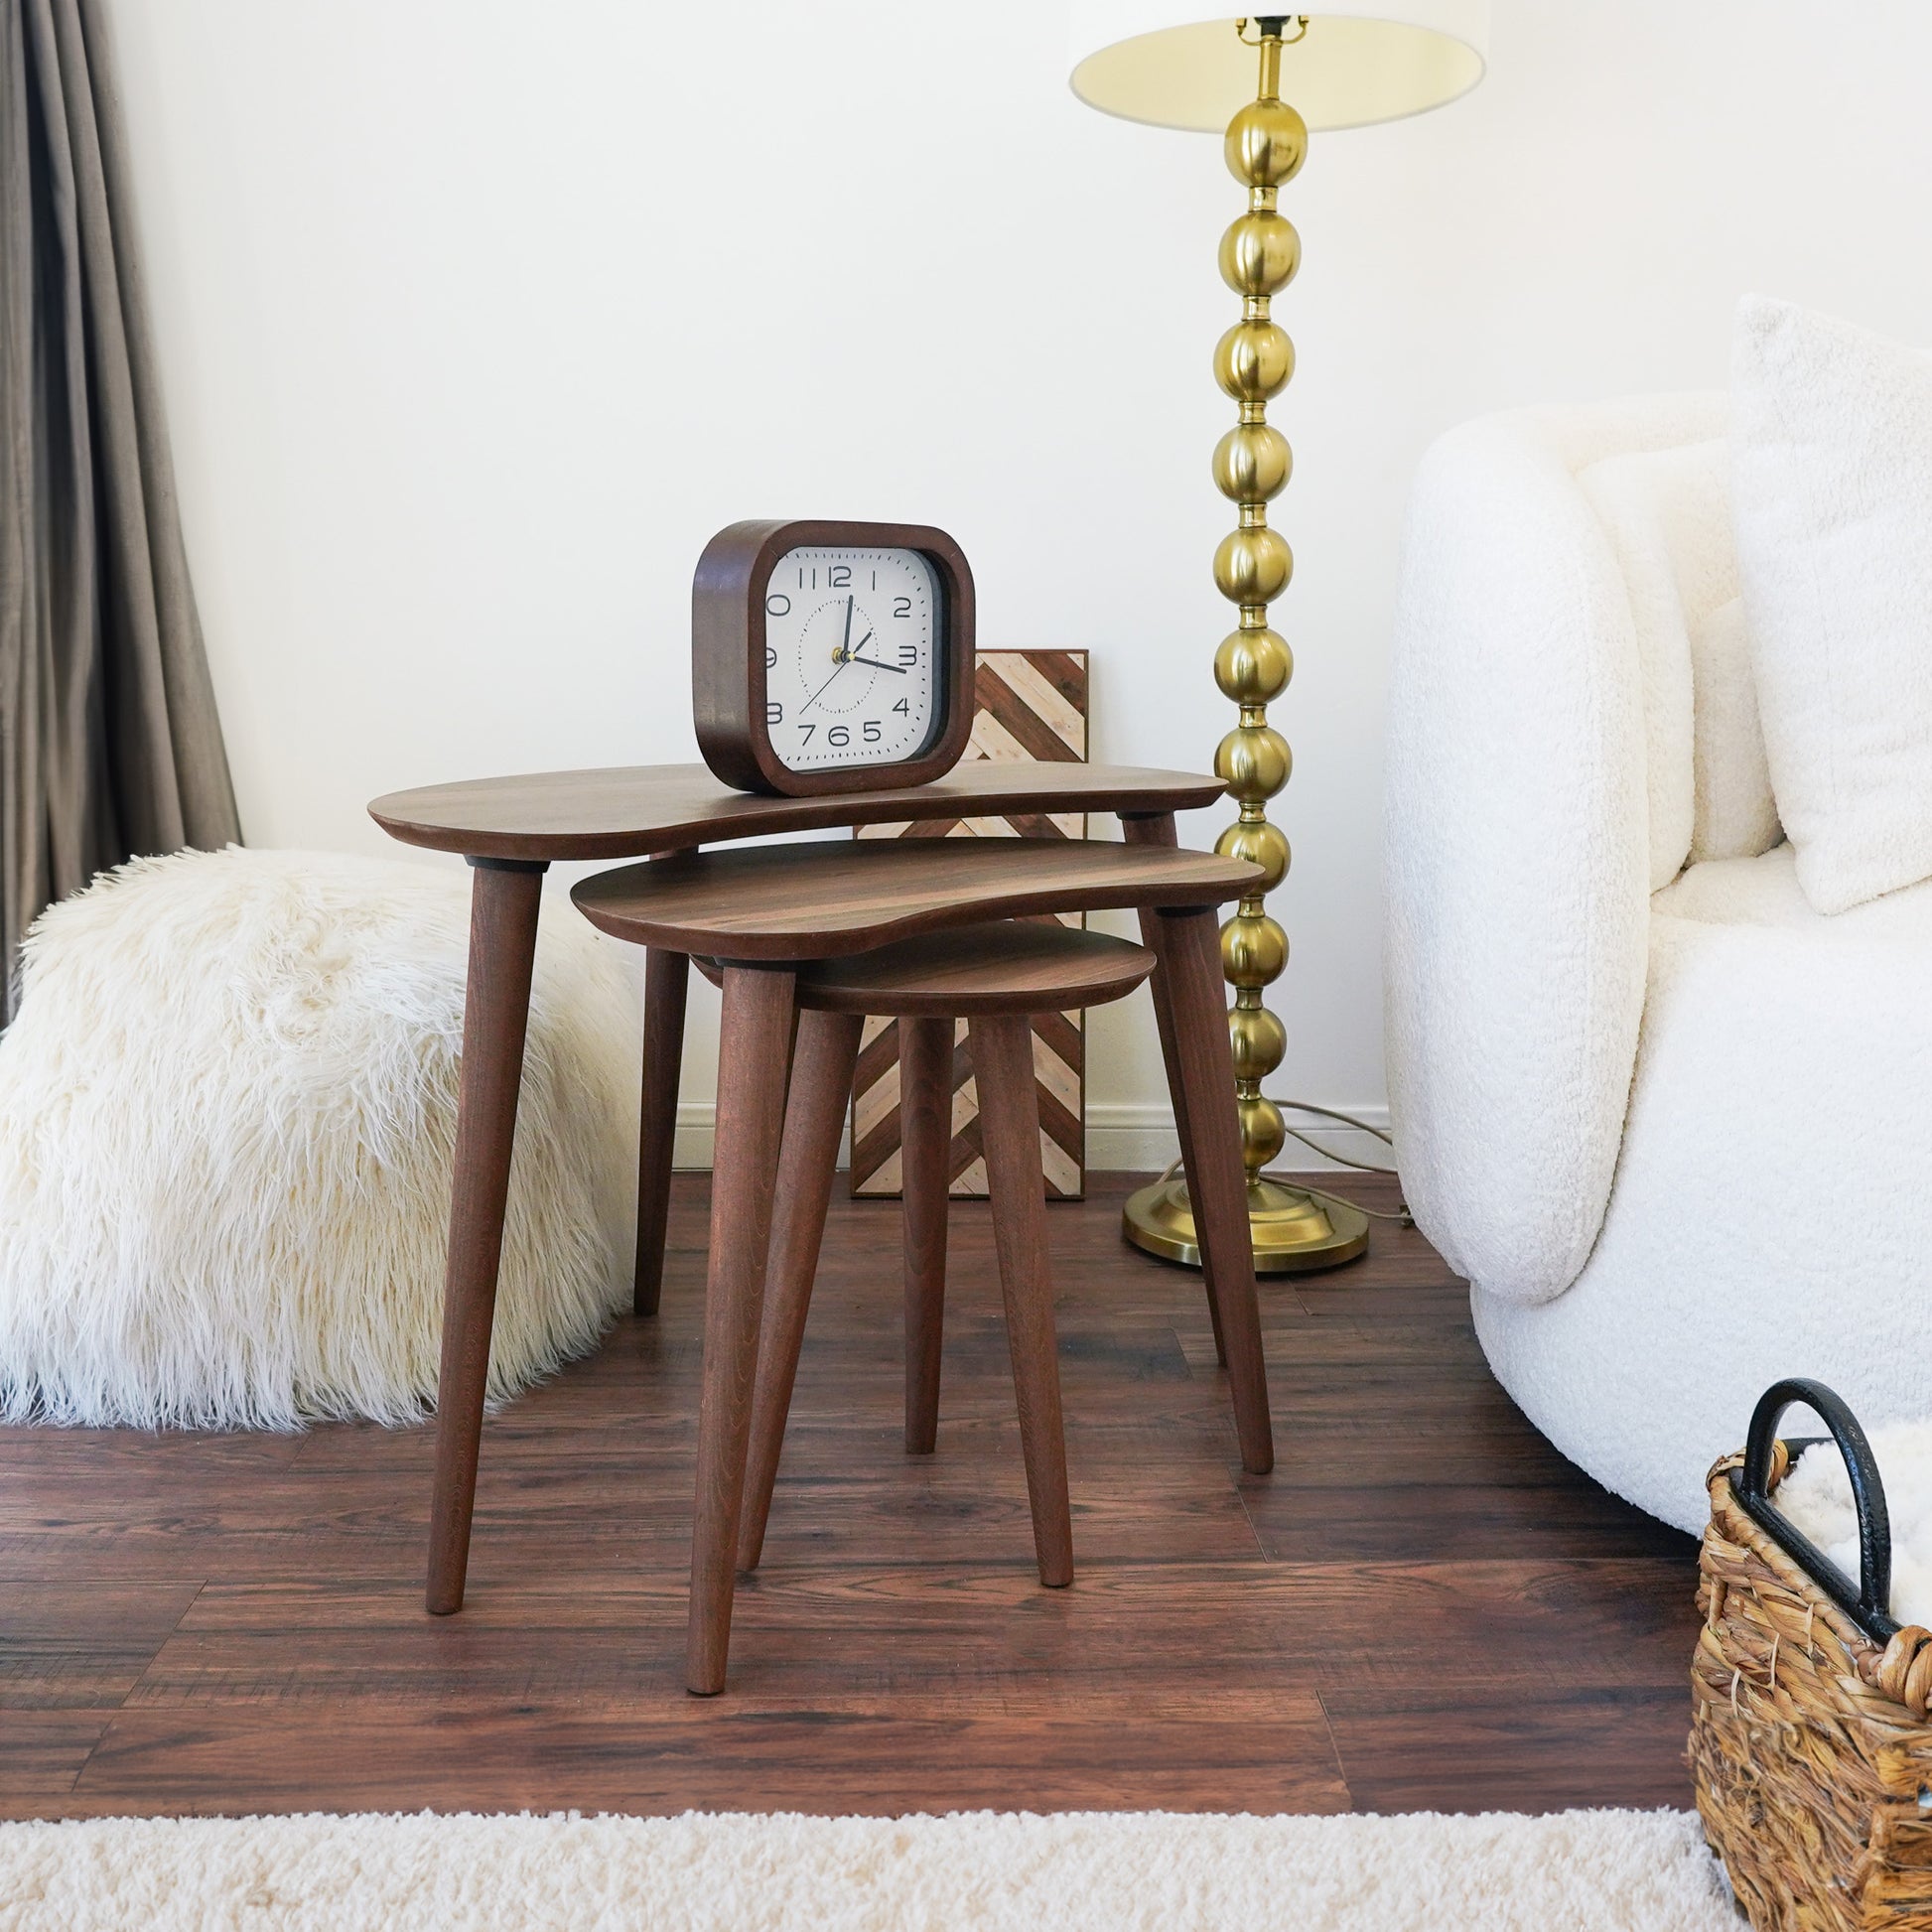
[797,724,815,745]
[764,646,776,668]
[765,702,782,725]
[827,565,851,588]
[870,571,878,590]
[893,697,909,715]
[898,642,917,665]
[828,725,850,749]
[894,597,912,619]
[863,720,881,744]
[765,594,790,617]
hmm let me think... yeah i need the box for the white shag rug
[0,1809,1735,1932]
[1779,1418,1932,1628]
[0,847,639,1429]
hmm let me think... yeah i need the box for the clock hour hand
[842,629,905,674]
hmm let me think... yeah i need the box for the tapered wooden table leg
[687,964,797,1695]
[1148,905,1275,1476]
[427,857,548,1615]
[972,1013,1074,1588]
[737,1008,864,1573]
[1122,812,1227,1366]
[633,946,689,1317]
[899,1015,953,1455]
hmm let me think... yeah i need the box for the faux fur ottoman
[0,847,639,1428]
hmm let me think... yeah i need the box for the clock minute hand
[803,595,860,712]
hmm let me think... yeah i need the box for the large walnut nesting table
[370,761,1270,1696]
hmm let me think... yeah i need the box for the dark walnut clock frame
[693,518,976,796]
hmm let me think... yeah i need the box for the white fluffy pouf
[0,847,639,1429]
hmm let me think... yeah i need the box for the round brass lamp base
[1123,1174,1369,1275]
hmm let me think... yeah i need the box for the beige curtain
[0,0,240,1022]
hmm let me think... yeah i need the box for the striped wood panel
[850,650,1089,1198]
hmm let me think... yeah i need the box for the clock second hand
[801,596,856,712]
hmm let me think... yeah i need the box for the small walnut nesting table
[680,920,1161,1597]
[369,762,1270,1697]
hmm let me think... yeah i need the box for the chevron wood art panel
[850,650,1090,1199]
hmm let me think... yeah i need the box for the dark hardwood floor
[0,1173,1699,1819]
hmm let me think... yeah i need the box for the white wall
[101,0,1932,1166]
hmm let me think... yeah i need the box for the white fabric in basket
[1777,1421,1932,1629]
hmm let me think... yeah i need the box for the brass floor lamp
[1068,5,1487,1273]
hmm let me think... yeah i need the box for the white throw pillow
[1731,295,1932,913]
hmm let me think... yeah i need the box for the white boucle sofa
[1384,394,1932,1536]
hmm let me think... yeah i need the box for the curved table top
[369,761,1225,862]
[690,923,1159,1018]
[573,838,1261,961]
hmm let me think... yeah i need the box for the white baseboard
[1084,1103,1393,1174]
[670,1100,1392,1175]
[670,1104,735,1171]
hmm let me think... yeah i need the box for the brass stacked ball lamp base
[1122,16,1369,1277]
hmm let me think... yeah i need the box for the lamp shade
[1068,3,1488,132]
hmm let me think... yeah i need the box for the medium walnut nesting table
[370,761,1270,1696]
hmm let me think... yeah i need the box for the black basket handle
[1728,1377,1897,1643]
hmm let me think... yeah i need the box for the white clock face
[760,546,943,770]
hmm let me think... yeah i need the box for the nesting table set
[371,760,1273,1695]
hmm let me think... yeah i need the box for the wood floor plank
[114,1556,1690,1713]
[1239,1480,1694,1563]
[0,1582,204,1710]
[0,1714,113,1800]
[65,1690,1349,1818]
[1321,1684,1696,1815]
[0,1173,1705,1818]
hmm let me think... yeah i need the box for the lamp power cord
[1154,1100,1413,1229]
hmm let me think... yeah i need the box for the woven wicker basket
[1693,1378,1932,1931]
